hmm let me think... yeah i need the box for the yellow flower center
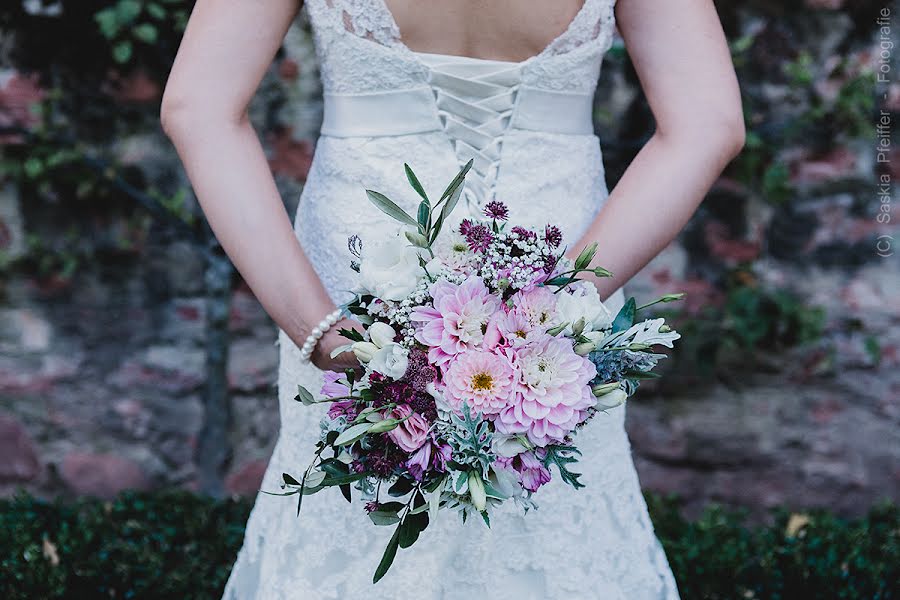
[471,372,494,392]
[514,329,527,339]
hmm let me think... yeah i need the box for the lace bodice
[223,2,681,598]
[305,0,617,94]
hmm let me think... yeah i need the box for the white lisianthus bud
[574,342,596,356]
[592,382,621,396]
[367,322,397,348]
[351,341,378,363]
[594,388,628,410]
[468,471,487,512]
[369,342,409,379]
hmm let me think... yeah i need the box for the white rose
[491,433,531,458]
[351,341,378,363]
[369,342,409,379]
[367,322,397,348]
[555,281,613,336]
[357,234,424,302]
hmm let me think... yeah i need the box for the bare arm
[160,0,353,369]
[570,0,745,298]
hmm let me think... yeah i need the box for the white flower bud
[368,322,397,349]
[594,388,628,410]
[468,471,487,512]
[351,341,378,363]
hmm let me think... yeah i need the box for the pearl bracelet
[299,308,343,362]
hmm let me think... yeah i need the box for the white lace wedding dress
[223,0,680,598]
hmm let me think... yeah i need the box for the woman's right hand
[310,317,363,373]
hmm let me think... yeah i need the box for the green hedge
[0,491,896,599]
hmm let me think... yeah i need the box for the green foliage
[93,0,189,64]
[0,491,251,600]
[0,491,896,599]
[447,403,494,476]
[727,28,877,204]
[646,494,900,600]
[670,273,826,375]
[721,284,825,351]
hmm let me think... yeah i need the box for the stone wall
[0,2,897,520]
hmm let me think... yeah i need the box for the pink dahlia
[486,308,540,349]
[443,350,515,415]
[510,286,558,330]
[496,334,597,446]
[411,276,502,366]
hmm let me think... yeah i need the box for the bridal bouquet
[280,161,682,582]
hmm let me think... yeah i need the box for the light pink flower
[443,350,515,415]
[386,404,430,452]
[496,334,597,446]
[510,286,558,330]
[488,308,540,349]
[411,276,502,366]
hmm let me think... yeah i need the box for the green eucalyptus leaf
[282,473,301,486]
[574,242,598,271]
[439,159,474,203]
[416,201,430,232]
[373,526,401,583]
[405,163,429,203]
[294,385,316,405]
[333,422,373,446]
[366,190,418,228]
[304,470,327,488]
[369,510,401,526]
[320,472,368,486]
[388,477,415,497]
[612,297,636,333]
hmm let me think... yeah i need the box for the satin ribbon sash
[320,86,594,138]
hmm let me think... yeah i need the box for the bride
[161,0,743,598]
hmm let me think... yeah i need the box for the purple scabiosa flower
[465,223,494,253]
[458,218,475,236]
[484,200,509,221]
[408,390,438,422]
[544,225,563,248]
[364,501,380,513]
[374,380,416,409]
[542,253,559,274]
[511,226,537,242]
[368,434,411,477]
[402,347,438,392]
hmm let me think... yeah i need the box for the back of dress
[223,1,681,598]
